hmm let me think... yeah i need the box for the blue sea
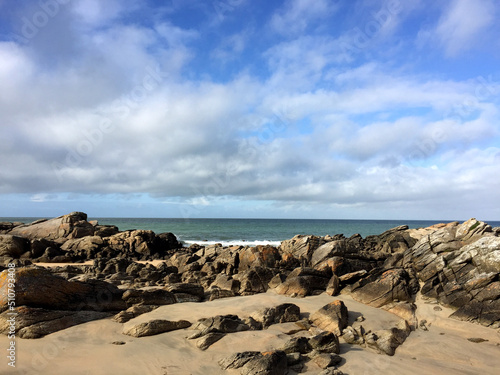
[3,217,499,247]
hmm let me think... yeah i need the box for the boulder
[238,245,281,270]
[310,300,348,336]
[0,306,110,339]
[196,332,226,350]
[312,353,342,369]
[193,314,249,333]
[275,267,330,297]
[249,303,301,329]
[112,305,159,323]
[350,268,415,308]
[0,267,125,313]
[0,235,30,258]
[365,320,411,356]
[8,212,94,244]
[279,336,311,354]
[122,289,176,307]
[219,351,263,370]
[232,351,288,375]
[234,266,276,295]
[123,319,191,337]
[309,331,341,354]
[280,235,326,263]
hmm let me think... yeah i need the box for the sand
[1,290,499,375]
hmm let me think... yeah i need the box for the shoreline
[1,212,499,374]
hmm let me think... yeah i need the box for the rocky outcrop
[7,212,94,244]
[402,219,499,327]
[0,267,125,312]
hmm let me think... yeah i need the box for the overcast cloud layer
[1,0,499,220]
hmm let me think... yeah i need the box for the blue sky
[0,0,499,220]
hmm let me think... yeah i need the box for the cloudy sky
[0,0,499,220]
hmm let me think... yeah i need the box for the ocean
[3,217,499,247]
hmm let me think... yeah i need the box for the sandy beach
[2,290,499,375]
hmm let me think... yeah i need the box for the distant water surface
[3,217,498,247]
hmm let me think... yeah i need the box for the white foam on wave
[181,239,282,247]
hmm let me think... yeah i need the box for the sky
[0,0,499,221]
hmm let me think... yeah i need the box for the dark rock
[350,268,415,308]
[312,353,342,369]
[0,306,110,339]
[275,267,330,297]
[165,283,205,302]
[8,212,94,244]
[366,320,411,356]
[279,336,311,354]
[219,351,262,370]
[122,288,176,307]
[196,332,226,350]
[193,314,249,333]
[238,245,281,270]
[235,266,276,295]
[309,331,341,354]
[0,235,30,258]
[310,300,348,336]
[123,319,191,337]
[0,267,125,313]
[112,305,159,323]
[250,303,301,329]
[326,275,340,296]
[241,351,288,375]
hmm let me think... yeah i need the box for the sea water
[4,217,498,247]
[3,217,499,247]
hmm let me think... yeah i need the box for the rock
[0,267,125,313]
[249,303,301,329]
[196,332,226,350]
[238,245,281,270]
[275,267,330,297]
[0,235,30,258]
[0,306,110,339]
[312,353,342,369]
[165,283,205,302]
[193,314,249,333]
[8,212,94,244]
[219,351,262,370]
[366,320,411,356]
[467,337,488,343]
[122,288,176,307]
[338,270,367,284]
[268,273,287,289]
[309,331,341,354]
[112,305,159,323]
[310,300,348,336]
[209,273,240,293]
[241,351,288,375]
[123,319,191,337]
[326,275,340,296]
[279,336,311,354]
[207,288,236,301]
[342,326,364,345]
[280,235,326,263]
[350,268,415,308]
[235,266,276,295]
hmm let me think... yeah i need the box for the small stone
[467,337,488,343]
[433,306,442,311]
[111,341,126,345]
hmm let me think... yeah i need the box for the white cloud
[433,0,496,56]
[270,0,338,36]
